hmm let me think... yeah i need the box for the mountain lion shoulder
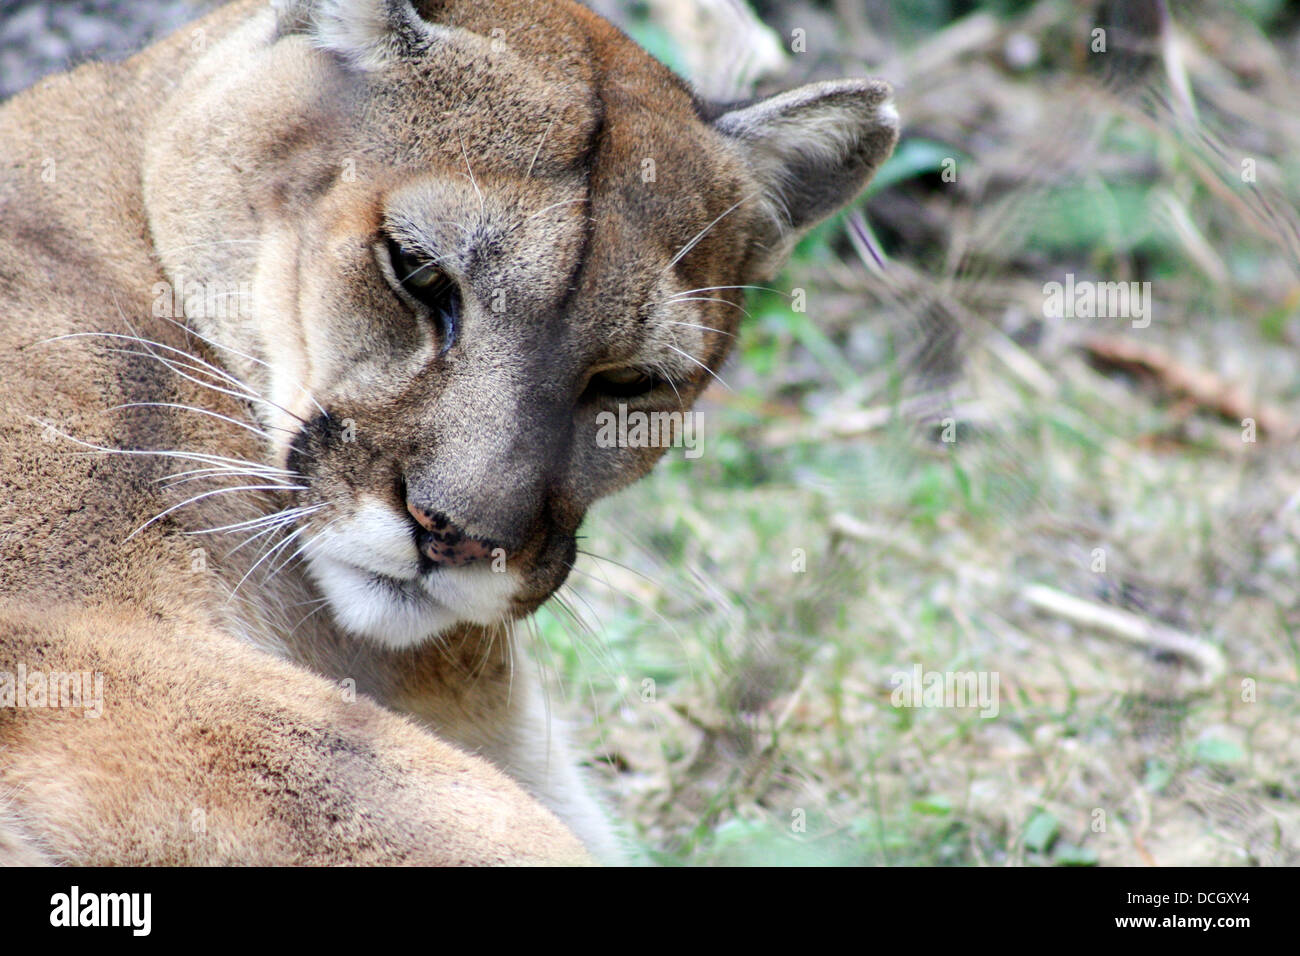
[0,0,897,864]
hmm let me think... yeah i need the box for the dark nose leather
[406,501,495,568]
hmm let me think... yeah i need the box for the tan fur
[0,0,896,864]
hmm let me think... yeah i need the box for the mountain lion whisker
[512,197,587,232]
[100,345,311,428]
[71,323,320,427]
[668,283,785,298]
[262,525,333,588]
[665,342,730,391]
[228,523,310,599]
[225,519,305,559]
[187,505,322,537]
[647,359,686,410]
[108,402,283,440]
[457,130,486,215]
[35,424,300,480]
[127,483,306,542]
[250,515,346,589]
[153,456,300,480]
[524,114,557,181]
[663,191,758,272]
[159,316,330,422]
[48,330,253,393]
[159,471,299,491]
[548,589,622,688]
[667,307,745,326]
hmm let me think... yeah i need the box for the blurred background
[6,0,1298,865]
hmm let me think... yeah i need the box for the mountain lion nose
[405,501,495,568]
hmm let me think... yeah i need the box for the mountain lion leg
[486,681,627,864]
[392,639,627,862]
[0,603,590,866]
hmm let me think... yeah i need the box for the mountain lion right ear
[272,0,444,69]
[713,78,899,275]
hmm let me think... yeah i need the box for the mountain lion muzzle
[0,0,898,864]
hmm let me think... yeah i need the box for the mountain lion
[0,0,897,864]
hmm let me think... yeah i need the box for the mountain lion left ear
[712,78,899,274]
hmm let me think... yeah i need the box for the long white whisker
[290,596,335,631]
[97,345,308,427]
[160,470,297,490]
[162,316,326,423]
[569,548,700,687]
[648,361,685,410]
[458,131,485,215]
[186,505,321,537]
[42,332,251,392]
[262,525,332,587]
[229,524,309,598]
[160,316,270,374]
[43,330,317,427]
[36,423,297,477]
[155,461,296,483]
[665,342,730,390]
[664,192,757,272]
[668,284,786,297]
[225,519,299,557]
[666,317,739,336]
[192,501,319,531]
[514,198,586,231]
[548,589,621,684]
[666,296,750,317]
[126,483,304,541]
[526,115,557,181]
[100,346,250,394]
[254,514,343,585]
[108,403,283,440]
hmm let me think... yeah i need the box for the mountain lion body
[0,0,896,864]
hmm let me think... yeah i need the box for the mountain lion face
[140,0,897,648]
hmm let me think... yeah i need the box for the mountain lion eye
[586,367,662,399]
[384,238,461,352]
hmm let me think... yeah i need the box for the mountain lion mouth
[306,549,518,648]
[290,497,519,647]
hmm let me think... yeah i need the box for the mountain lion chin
[306,553,518,649]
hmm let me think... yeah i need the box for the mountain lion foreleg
[0,602,590,865]
[395,648,627,862]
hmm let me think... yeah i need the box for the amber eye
[384,238,461,352]
[586,367,662,399]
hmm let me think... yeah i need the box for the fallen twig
[1080,333,1295,437]
[1020,583,1226,693]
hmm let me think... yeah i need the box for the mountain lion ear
[272,0,443,69]
[713,78,899,272]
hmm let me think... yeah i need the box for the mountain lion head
[140,0,898,647]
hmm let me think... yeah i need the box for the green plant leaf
[912,794,954,816]
[865,138,964,196]
[1054,844,1099,866]
[1023,811,1060,853]
[1194,737,1246,766]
